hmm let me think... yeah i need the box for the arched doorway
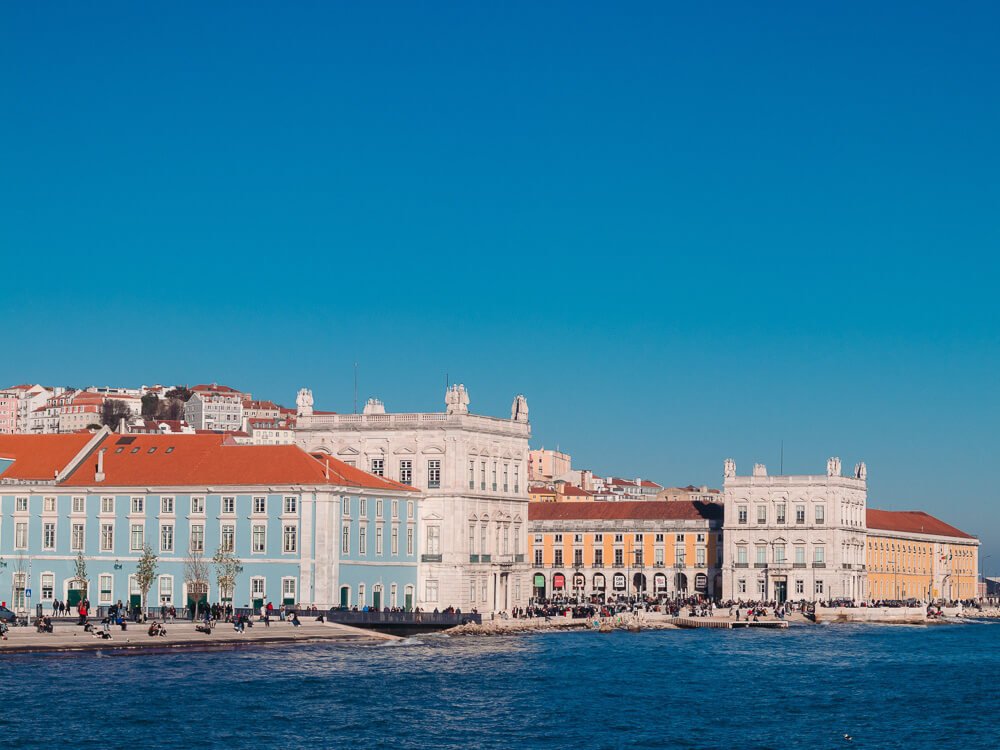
[653,573,667,596]
[593,573,606,601]
[633,573,647,594]
[695,573,708,595]
[340,585,350,609]
[552,572,566,596]
[612,572,627,594]
[572,573,586,598]
[675,573,688,594]
[532,572,547,600]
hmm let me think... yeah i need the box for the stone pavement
[0,618,398,655]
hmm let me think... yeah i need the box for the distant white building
[184,384,246,431]
[294,385,532,613]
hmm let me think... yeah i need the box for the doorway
[774,579,788,604]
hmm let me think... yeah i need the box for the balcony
[514,554,524,563]
[480,554,491,563]
[812,562,826,568]
[753,562,768,569]
[653,562,665,568]
[612,563,624,569]
[792,562,806,568]
[674,562,686,569]
[421,554,443,563]
[842,563,853,570]
[469,555,479,563]
[592,562,604,568]
[734,562,749,568]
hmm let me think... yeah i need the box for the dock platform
[674,617,789,630]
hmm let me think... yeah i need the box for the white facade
[722,457,868,603]
[184,391,244,431]
[294,385,532,614]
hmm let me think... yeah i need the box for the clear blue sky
[3,3,998,565]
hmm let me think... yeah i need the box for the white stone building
[183,384,245,431]
[294,385,531,614]
[721,457,868,603]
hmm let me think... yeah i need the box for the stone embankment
[961,608,1000,619]
[446,612,680,636]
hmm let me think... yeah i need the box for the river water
[3,621,998,748]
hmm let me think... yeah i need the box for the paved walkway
[0,619,398,655]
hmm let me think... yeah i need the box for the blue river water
[3,621,998,749]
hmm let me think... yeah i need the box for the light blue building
[0,430,419,614]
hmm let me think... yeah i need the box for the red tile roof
[529,500,722,522]
[0,434,94,480]
[36,433,416,492]
[560,484,593,497]
[866,509,975,540]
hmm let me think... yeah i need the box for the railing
[469,554,480,563]
[754,562,768,569]
[793,562,806,568]
[421,554,443,563]
[842,563,853,569]
[812,562,826,568]
[734,562,749,568]
[674,563,686,569]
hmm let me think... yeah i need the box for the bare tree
[184,550,210,620]
[12,553,28,614]
[213,547,244,607]
[135,544,158,616]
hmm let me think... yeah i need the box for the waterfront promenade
[0,619,398,654]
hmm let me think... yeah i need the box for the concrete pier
[673,617,788,630]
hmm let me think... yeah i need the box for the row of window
[466,460,521,494]
[540,532,712,544]
[468,522,522,556]
[341,524,414,557]
[7,519,298,554]
[365,458,442,489]
[536,546,710,567]
[12,495,299,516]
[735,543,825,565]
[341,582,415,609]
[342,497,415,520]
[736,504,824,525]
[736,578,825,595]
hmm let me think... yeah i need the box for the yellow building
[527,500,723,600]
[528,481,594,503]
[866,509,979,602]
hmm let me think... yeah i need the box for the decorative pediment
[337,446,360,456]
[735,539,748,545]
[793,538,807,545]
[501,449,514,459]
[773,537,787,544]
[512,514,523,524]
[421,444,445,455]
[393,444,417,455]
[364,446,386,456]
[468,513,479,522]
[423,512,444,522]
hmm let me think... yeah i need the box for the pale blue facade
[0,487,419,614]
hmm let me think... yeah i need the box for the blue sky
[2,2,998,564]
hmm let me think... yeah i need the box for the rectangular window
[72,496,85,513]
[159,576,173,605]
[757,506,767,524]
[253,496,266,514]
[696,547,706,566]
[428,460,441,489]
[371,458,384,476]
[469,460,475,490]
[282,578,296,601]
[738,579,747,594]
[795,579,804,594]
[737,507,747,524]
[41,573,54,600]
[376,499,384,518]
[251,577,265,598]
[71,523,85,552]
[15,496,28,512]
[737,546,748,564]
[503,464,509,492]
[392,499,398,519]
[554,549,563,566]
[514,465,520,493]
[814,546,825,564]
[400,460,412,485]
[43,522,56,550]
[795,545,805,564]
[815,505,825,524]
[594,548,604,566]
[101,496,114,514]
[425,580,438,602]
[407,501,414,519]
[161,496,174,514]
[222,497,235,514]
[776,504,786,524]
[253,524,267,553]
[283,525,297,553]
[360,498,367,517]
[341,524,350,554]
[774,544,786,563]
[376,526,384,555]
[191,497,204,514]
[44,496,56,512]
[101,523,114,552]
[427,526,440,554]
[574,549,583,566]
[221,524,235,552]
[755,545,767,564]
[131,497,145,514]
[535,549,543,566]
[407,527,414,555]
[614,548,624,566]
[161,524,174,553]
[131,523,145,551]
[284,496,297,514]
[480,461,486,490]
[815,579,824,595]
[796,505,806,524]
[491,461,498,491]
[189,524,204,553]
[390,528,398,555]
[99,574,113,604]
[480,524,488,554]
[360,526,368,554]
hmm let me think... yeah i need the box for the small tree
[184,549,210,620]
[213,547,244,608]
[140,393,160,419]
[100,398,132,429]
[12,553,28,614]
[135,544,158,615]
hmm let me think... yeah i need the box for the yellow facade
[866,532,979,601]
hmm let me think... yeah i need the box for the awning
[553,573,566,589]
[533,574,545,587]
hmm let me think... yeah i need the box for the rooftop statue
[296,388,314,417]
[445,384,469,415]
[511,394,529,422]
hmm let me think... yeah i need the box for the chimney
[95,448,106,482]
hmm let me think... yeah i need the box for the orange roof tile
[866,509,975,540]
[0,434,94,480]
